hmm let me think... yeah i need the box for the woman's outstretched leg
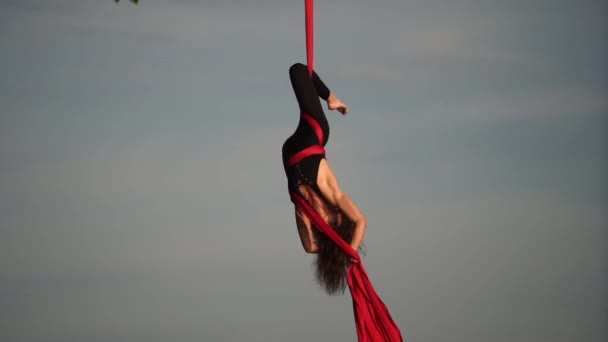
[289,63,330,117]
[289,63,349,116]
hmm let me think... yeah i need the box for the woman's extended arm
[334,192,367,251]
[316,159,367,252]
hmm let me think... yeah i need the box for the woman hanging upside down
[282,63,367,295]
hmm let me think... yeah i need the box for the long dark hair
[313,208,365,295]
[314,201,363,295]
[297,183,365,295]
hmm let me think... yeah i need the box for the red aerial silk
[291,191,404,341]
[305,0,314,76]
[300,1,404,340]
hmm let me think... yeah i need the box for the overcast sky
[1,0,606,341]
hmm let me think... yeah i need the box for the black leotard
[282,63,331,197]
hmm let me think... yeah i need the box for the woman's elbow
[303,242,319,254]
[304,245,319,254]
[356,216,368,230]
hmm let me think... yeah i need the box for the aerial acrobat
[281,1,404,341]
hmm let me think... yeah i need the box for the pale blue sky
[1,1,606,341]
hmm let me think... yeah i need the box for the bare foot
[327,93,349,115]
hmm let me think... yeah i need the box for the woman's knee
[289,62,308,78]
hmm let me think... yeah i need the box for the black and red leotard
[282,63,332,198]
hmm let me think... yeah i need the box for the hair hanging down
[314,216,366,295]
[298,184,365,295]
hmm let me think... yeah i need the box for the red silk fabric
[302,112,324,144]
[291,192,404,342]
[305,0,313,76]
[286,112,325,168]
[301,1,403,340]
[286,145,325,168]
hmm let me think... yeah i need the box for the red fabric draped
[302,112,324,144]
[286,145,325,168]
[291,191,404,342]
[301,1,403,340]
[305,0,314,76]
